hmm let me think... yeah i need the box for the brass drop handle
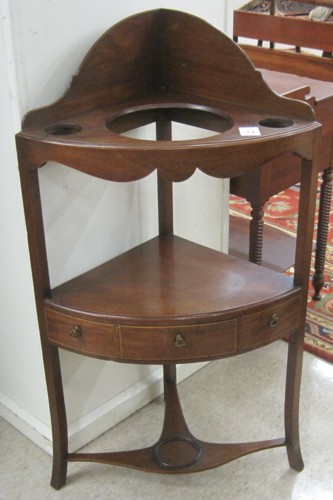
[70,325,82,340]
[268,314,279,328]
[174,333,186,347]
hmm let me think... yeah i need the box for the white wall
[225,0,248,35]
[0,0,229,453]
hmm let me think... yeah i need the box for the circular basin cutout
[259,117,294,128]
[45,124,82,136]
[106,105,234,141]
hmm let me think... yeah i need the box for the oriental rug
[230,182,333,363]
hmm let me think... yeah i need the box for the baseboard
[0,362,208,455]
[0,392,53,454]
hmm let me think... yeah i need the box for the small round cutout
[45,124,82,136]
[259,118,294,128]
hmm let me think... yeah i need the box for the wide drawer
[45,307,237,362]
[237,295,301,351]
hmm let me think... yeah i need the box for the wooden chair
[16,9,320,489]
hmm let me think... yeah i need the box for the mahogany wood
[232,8,333,299]
[16,9,320,490]
[156,115,173,236]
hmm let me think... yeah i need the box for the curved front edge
[16,124,320,183]
[44,292,301,363]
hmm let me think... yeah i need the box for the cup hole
[259,118,294,128]
[45,124,82,136]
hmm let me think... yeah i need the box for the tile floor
[1,341,333,500]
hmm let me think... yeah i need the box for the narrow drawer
[119,320,237,362]
[45,308,121,360]
[237,295,301,351]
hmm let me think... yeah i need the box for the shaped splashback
[22,9,314,129]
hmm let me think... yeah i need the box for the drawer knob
[268,314,279,328]
[174,333,186,347]
[70,325,82,340]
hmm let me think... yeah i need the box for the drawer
[119,320,237,362]
[237,295,301,351]
[45,308,122,360]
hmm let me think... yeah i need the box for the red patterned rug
[230,182,333,363]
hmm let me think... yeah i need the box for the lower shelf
[44,234,301,363]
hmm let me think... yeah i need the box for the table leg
[249,204,265,265]
[312,166,333,300]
